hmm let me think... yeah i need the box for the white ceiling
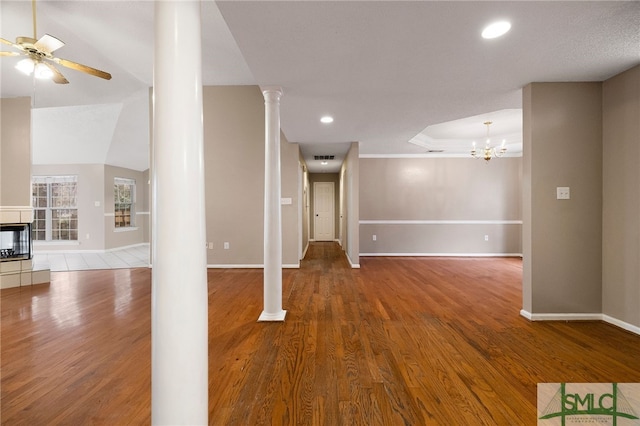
[1,1,638,173]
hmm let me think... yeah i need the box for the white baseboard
[206,264,299,269]
[106,242,150,252]
[521,311,602,321]
[520,310,640,336]
[345,252,360,269]
[207,264,263,269]
[519,310,532,320]
[603,314,640,335]
[283,264,300,269]
[360,252,523,257]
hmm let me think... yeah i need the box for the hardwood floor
[2,242,639,424]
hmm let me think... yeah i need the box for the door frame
[313,181,335,241]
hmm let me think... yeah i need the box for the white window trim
[32,175,78,242]
[114,177,136,229]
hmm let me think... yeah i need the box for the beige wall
[523,82,603,315]
[522,87,533,313]
[280,134,300,266]
[104,165,148,250]
[30,163,149,252]
[1,97,31,208]
[359,157,522,255]
[31,163,106,251]
[203,85,300,267]
[343,142,360,266]
[308,173,340,240]
[602,65,640,328]
[300,156,310,257]
[142,169,150,243]
[204,86,264,266]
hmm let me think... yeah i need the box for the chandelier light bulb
[15,58,35,75]
[34,62,53,79]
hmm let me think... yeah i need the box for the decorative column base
[258,310,287,322]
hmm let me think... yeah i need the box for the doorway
[313,182,334,241]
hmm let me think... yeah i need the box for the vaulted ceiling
[1,1,638,172]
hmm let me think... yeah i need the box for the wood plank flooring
[2,242,639,424]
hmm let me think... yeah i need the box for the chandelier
[471,121,506,161]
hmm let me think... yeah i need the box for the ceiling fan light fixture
[34,62,53,79]
[482,21,511,39]
[15,58,35,75]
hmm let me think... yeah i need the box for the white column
[259,87,287,322]
[152,1,208,424]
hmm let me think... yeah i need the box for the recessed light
[482,21,511,39]
[320,116,334,124]
[321,161,328,165]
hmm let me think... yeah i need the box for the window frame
[114,177,136,229]
[32,176,78,242]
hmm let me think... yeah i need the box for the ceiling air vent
[314,155,335,161]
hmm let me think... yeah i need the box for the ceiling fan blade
[43,62,69,84]
[1,37,24,51]
[0,51,21,57]
[52,57,112,80]
[34,34,64,54]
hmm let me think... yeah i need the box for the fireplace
[0,218,48,289]
[0,223,32,261]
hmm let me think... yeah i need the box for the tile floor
[32,244,150,272]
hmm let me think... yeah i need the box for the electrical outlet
[557,187,570,200]
[484,235,489,241]
[372,234,377,241]
[224,242,230,250]
[208,242,213,250]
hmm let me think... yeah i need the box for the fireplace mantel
[0,206,33,225]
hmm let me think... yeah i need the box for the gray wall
[202,85,300,267]
[30,163,149,251]
[104,164,148,250]
[359,157,522,255]
[342,142,359,266]
[1,97,31,208]
[523,82,603,315]
[308,173,340,240]
[602,65,640,328]
[281,134,300,266]
[31,163,106,251]
[204,86,264,266]
[301,156,310,257]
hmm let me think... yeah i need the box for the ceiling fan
[0,0,111,84]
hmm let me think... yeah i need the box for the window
[32,176,78,241]
[114,178,136,228]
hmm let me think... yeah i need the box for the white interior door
[314,182,334,241]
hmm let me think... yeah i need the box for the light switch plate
[557,187,570,200]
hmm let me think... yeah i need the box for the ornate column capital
[261,86,283,102]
